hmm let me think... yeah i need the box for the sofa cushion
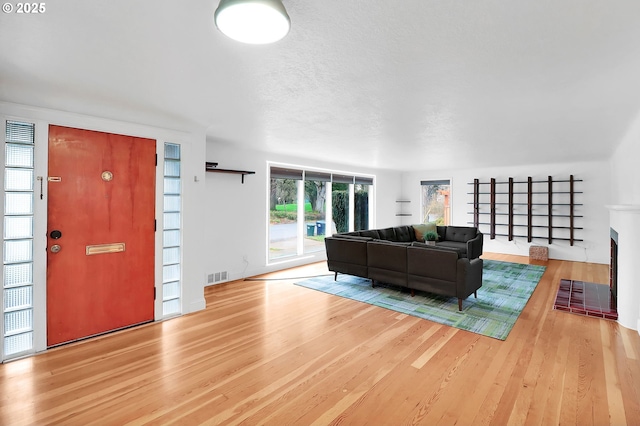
[357,229,380,239]
[394,226,415,242]
[444,226,478,243]
[412,241,463,258]
[435,240,467,255]
[333,235,373,242]
[377,240,411,246]
[378,227,397,241]
[412,222,437,241]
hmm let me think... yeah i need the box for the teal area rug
[295,260,546,340]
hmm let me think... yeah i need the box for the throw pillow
[412,222,438,241]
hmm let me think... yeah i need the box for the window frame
[267,163,374,264]
[420,179,452,226]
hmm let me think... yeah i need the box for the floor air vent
[208,271,228,284]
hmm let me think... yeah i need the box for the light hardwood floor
[1,253,639,425]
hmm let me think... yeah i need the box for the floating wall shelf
[205,162,256,184]
[467,175,583,245]
[396,200,412,217]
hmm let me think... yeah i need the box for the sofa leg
[474,291,477,298]
[334,272,338,281]
[411,289,415,297]
[458,298,463,311]
[371,280,375,288]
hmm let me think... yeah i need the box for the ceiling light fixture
[214,0,291,45]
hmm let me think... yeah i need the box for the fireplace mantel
[606,204,640,212]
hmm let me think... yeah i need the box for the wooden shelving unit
[468,175,583,245]
[205,162,255,184]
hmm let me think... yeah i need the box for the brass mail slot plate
[86,243,125,255]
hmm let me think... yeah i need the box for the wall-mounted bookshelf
[467,175,583,245]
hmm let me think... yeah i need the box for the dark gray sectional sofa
[324,225,484,310]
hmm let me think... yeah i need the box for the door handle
[50,230,62,239]
[50,244,61,253]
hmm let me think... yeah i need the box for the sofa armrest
[456,258,483,298]
[325,236,370,265]
[466,232,483,259]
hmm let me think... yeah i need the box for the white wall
[203,139,403,281]
[610,110,640,206]
[401,160,611,264]
[609,109,640,332]
[0,102,207,356]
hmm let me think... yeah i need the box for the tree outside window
[269,165,374,263]
[421,180,451,225]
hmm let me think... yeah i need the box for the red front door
[46,125,156,346]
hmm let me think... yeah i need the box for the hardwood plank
[540,309,572,426]
[613,323,640,425]
[600,320,627,426]
[1,253,639,425]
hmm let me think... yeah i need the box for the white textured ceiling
[2,1,640,171]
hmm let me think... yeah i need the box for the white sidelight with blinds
[3,120,36,359]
